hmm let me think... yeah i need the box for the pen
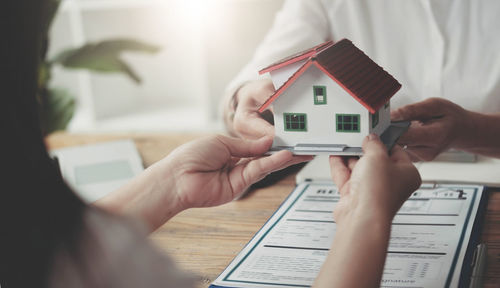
[469,243,487,288]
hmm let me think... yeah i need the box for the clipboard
[459,189,489,288]
[210,155,491,288]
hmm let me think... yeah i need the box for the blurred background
[48,0,284,133]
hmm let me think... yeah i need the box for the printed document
[211,183,483,288]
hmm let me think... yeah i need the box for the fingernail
[391,110,401,121]
[368,133,378,141]
[259,135,273,144]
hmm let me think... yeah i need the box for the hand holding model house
[255,39,409,155]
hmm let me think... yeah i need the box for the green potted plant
[38,0,160,135]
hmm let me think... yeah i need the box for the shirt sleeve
[48,209,198,288]
[220,0,333,120]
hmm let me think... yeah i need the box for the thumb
[362,134,388,157]
[391,98,444,122]
[390,109,404,121]
[216,135,273,158]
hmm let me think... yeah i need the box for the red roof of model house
[258,39,401,114]
[259,41,335,74]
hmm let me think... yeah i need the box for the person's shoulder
[48,208,198,288]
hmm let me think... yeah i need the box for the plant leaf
[40,88,76,134]
[51,39,161,83]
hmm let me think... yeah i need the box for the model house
[258,39,402,154]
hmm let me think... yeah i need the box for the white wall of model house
[269,59,307,89]
[272,65,390,148]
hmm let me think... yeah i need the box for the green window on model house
[372,110,379,128]
[284,113,307,131]
[313,86,327,105]
[336,114,360,132]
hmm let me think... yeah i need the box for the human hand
[227,79,275,139]
[391,98,470,161]
[329,134,421,224]
[162,135,312,210]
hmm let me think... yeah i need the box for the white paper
[296,155,500,187]
[50,139,143,203]
[211,183,483,288]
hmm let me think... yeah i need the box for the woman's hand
[329,134,421,224]
[97,135,312,231]
[164,135,312,210]
[225,79,276,139]
[314,135,421,288]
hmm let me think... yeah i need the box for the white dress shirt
[227,0,500,113]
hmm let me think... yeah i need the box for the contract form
[211,183,484,288]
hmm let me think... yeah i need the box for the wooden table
[46,132,500,287]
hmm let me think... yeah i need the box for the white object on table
[50,139,143,203]
[297,153,500,187]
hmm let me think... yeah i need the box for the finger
[389,144,412,164]
[215,135,274,158]
[233,111,275,139]
[397,122,443,146]
[232,80,276,139]
[394,165,422,200]
[230,150,295,193]
[406,166,422,193]
[239,79,275,104]
[329,156,351,189]
[290,155,315,164]
[232,152,312,172]
[404,146,441,162]
[403,148,423,162]
[338,181,351,197]
[362,134,388,158]
[347,157,359,170]
[229,156,241,167]
[391,98,445,122]
[273,154,314,169]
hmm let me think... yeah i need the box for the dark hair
[1,1,86,287]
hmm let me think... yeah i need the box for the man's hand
[227,79,275,139]
[391,98,469,161]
